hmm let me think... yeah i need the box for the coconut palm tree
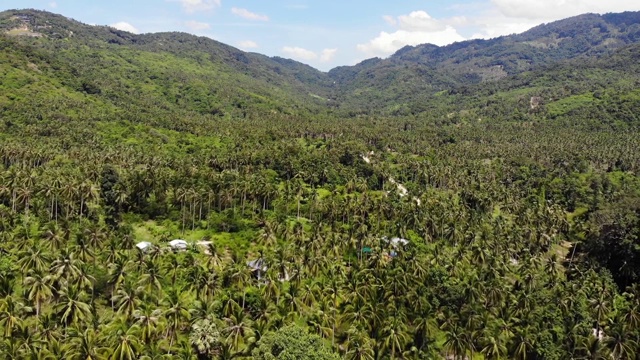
[0,296,29,338]
[23,271,53,325]
[54,285,92,329]
[133,302,164,344]
[65,327,108,360]
[163,287,192,352]
[109,320,142,360]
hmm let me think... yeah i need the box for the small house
[136,241,153,252]
[169,239,188,251]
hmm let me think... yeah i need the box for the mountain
[328,12,640,115]
[0,9,332,125]
[1,8,640,121]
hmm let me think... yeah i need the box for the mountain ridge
[1,8,640,118]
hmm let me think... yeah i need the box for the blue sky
[3,0,639,70]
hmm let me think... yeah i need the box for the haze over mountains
[1,9,640,119]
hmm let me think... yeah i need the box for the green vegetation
[0,8,639,360]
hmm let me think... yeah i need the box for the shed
[169,239,188,250]
[136,241,153,252]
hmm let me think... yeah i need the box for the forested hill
[2,9,640,119]
[0,9,332,122]
[328,11,640,114]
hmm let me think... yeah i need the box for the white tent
[169,239,188,250]
[136,241,153,251]
[390,237,409,247]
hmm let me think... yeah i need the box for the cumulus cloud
[491,0,634,21]
[231,7,269,21]
[397,11,447,32]
[359,11,466,57]
[470,15,541,39]
[110,22,139,34]
[238,40,259,49]
[282,46,318,61]
[320,48,338,63]
[184,20,210,31]
[281,47,339,63]
[172,0,221,14]
[357,29,464,57]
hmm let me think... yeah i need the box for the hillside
[3,9,640,119]
[0,9,332,124]
[328,11,640,115]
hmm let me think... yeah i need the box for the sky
[2,0,640,71]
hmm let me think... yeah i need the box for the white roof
[381,236,409,247]
[390,237,409,246]
[169,239,188,248]
[136,241,152,250]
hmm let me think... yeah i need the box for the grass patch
[132,219,255,251]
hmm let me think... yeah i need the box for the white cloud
[470,16,540,39]
[231,7,269,21]
[397,11,446,32]
[184,20,210,31]
[358,2,639,61]
[357,27,465,57]
[359,11,466,57]
[320,48,338,63]
[172,0,221,14]
[238,40,259,49]
[465,1,640,40]
[49,1,57,8]
[110,22,139,34]
[282,46,318,61]
[491,0,635,21]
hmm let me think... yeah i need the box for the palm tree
[576,334,609,360]
[510,329,534,360]
[480,331,507,360]
[442,320,470,360]
[133,303,164,344]
[345,326,375,360]
[603,320,637,360]
[18,247,50,275]
[50,249,83,282]
[55,285,92,329]
[107,257,129,309]
[113,281,142,321]
[0,295,29,338]
[109,321,142,360]
[42,222,66,251]
[163,287,191,352]
[23,271,53,325]
[138,260,163,297]
[65,327,108,360]
[223,305,254,354]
